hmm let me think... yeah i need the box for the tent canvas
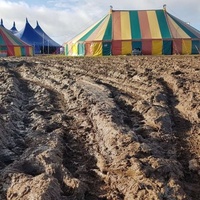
[34,21,61,54]
[0,25,33,57]
[15,19,44,54]
[65,8,200,56]
[15,19,60,54]
[10,22,18,34]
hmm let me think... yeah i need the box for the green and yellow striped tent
[65,8,200,56]
[0,25,33,57]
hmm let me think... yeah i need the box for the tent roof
[0,25,33,57]
[10,21,18,34]
[34,21,60,47]
[15,18,44,46]
[15,19,60,47]
[0,25,31,47]
[67,9,200,44]
[167,12,200,38]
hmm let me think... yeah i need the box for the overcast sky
[0,0,200,45]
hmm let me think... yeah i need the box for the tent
[10,22,18,34]
[15,19,61,54]
[15,18,44,54]
[65,7,200,56]
[0,25,33,57]
[34,21,61,54]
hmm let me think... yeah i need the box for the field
[0,55,200,200]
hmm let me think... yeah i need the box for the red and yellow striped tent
[65,8,200,56]
[0,25,33,57]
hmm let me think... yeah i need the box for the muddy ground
[0,55,199,200]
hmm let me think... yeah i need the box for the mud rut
[0,56,200,200]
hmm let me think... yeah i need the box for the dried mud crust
[0,55,199,200]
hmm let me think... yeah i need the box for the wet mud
[0,55,199,200]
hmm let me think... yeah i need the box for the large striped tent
[65,8,200,56]
[0,25,33,56]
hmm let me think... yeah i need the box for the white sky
[0,0,200,45]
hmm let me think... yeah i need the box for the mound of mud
[0,55,199,200]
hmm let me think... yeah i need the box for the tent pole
[43,33,44,54]
[48,40,49,54]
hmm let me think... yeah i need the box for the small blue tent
[10,22,18,34]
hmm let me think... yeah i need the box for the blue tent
[15,18,44,54]
[15,19,61,54]
[35,21,60,54]
[10,22,18,34]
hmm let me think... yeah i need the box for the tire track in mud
[1,66,109,199]
[0,68,33,169]
[95,80,145,134]
[94,78,191,199]
[156,76,200,199]
[41,81,109,199]
[0,67,41,199]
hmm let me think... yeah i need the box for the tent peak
[36,20,39,26]
[1,19,4,26]
[163,4,167,11]
[110,5,113,13]
[10,21,18,33]
[26,18,29,23]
